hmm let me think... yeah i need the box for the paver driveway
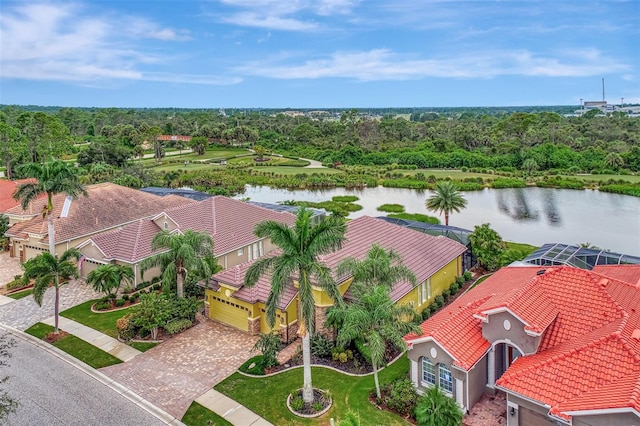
[100,319,258,419]
[0,252,22,287]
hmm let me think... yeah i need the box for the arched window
[421,358,436,386]
[439,364,453,394]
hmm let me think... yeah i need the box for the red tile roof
[592,265,640,287]
[5,183,193,244]
[157,135,192,142]
[88,196,297,264]
[211,216,466,309]
[0,179,36,213]
[405,265,640,420]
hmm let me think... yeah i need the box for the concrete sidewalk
[0,295,15,306]
[195,389,274,426]
[42,316,142,362]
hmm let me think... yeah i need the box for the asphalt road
[1,332,168,426]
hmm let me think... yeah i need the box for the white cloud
[236,48,631,81]
[0,2,234,85]
[214,0,358,31]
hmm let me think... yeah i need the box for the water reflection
[495,189,540,222]
[542,191,561,226]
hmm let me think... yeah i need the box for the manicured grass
[182,402,233,426]
[214,355,412,425]
[6,288,33,300]
[152,163,224,173]
[505,242,538,256]
[250,166,344,175]
[25,323,122,369]
[61,299,134,338]
[129,341,158,352]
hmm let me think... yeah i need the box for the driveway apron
[100,320,258,419]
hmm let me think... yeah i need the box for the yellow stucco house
[204,215,467,340]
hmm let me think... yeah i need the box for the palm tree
[13,159,87,254]
[332,285,421,399]
[604,152,624,170]
[415,385,463,426]
[86,264,134,297]
[140,229,216,298]
[21,248,81,334]
[425,181,467,226]
[336,244,416,291]
[244,207,347,403]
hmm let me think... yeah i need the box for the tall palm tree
[415,385,463,426]
[425,181,467,226]
[140,229,216,298]
[333,285,421,398]
[13,159,87,254]
[336,244,416,291]
[244,208,347,403]
[21,248,81,334]
[86,264,134,297]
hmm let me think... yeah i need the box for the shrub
[338,352,348,363]
[311,334,334,358]
[312,401,324,412]
[151,277,161,284]
[435,295,445,307]
[450,282,460,294]
[115,299,126,308]
[455,276,465,286]
[382,378,419,416]
[463,271,473,281]
[169,297,199,322]
[239,355,265,375]
[253,332,283,368]
[421,306,432,321]
[164,318,193,335]
[95,302,111,311]
[289,396,304,412]
[122,294,129,301]
[116,314,134,341]
[415,386,463,426]
[442,289,451,299]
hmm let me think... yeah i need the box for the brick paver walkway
[0,279,100,330]
[464,391,507,426]
[0,252,23,287]
[100,320,258,419]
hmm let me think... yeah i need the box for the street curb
[0,323,184,426]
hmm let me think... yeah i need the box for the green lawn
[214,356,412,426]
[25,323,122,369]
[250,166,344,175]
[61,299,132,338]
[182,402,233,426]
[129,341,158,352]
[6,288,33,300]
[505,242,538,256]
[151,163,225,173]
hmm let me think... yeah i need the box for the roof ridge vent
[598,278,610,287]
[631,329,640,341]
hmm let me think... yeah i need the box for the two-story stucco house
[405,265,640,426]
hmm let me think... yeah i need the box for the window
[420,278,431,304]
[253,243,259,260]
[422,358,436,386]
[237,248,244,256]
[439,364,453,394]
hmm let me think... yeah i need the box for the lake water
[236,185,640,256]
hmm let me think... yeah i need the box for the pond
[237,186,640,256]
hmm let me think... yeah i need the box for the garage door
[209,296,249,332]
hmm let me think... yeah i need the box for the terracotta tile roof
[592,264,640,287]
[324,216,467,302]
[0,179,35,213]
[162,196,296,257]
[89,219,162,262]
[157,135,192,141]
[87,195,296,263]
[5,183,193,244]
[405,265,640,420]
[211,215,466,309]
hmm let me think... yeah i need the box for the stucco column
[487,347,496,387]
[410,359,418,387]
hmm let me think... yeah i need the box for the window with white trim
[421,358,436,386]
[420,278,431,304]
[237,248,244,256]
[439,364,453,394]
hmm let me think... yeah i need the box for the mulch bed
[289,388,331,416]
[44,331,69,344]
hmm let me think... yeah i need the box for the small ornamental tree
[252,332,283,368]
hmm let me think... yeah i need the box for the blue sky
[1,1,638,108]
